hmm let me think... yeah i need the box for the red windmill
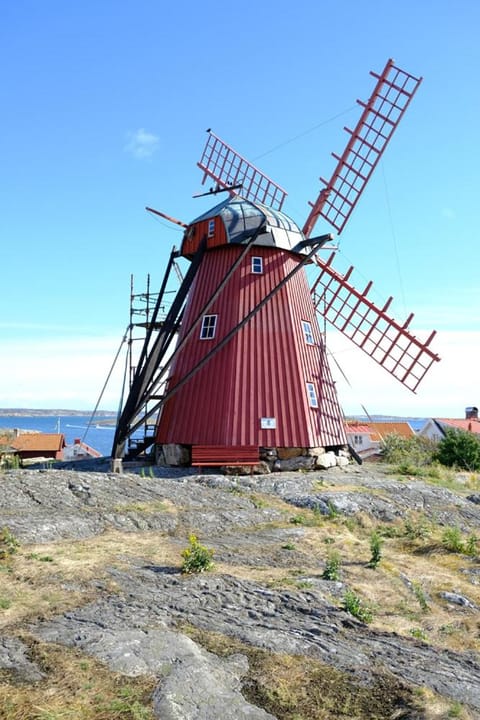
[112,59,440,467]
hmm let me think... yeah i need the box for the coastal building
[345,420,415,460]
[0,431,65,463]
[419,407,480,442]
[63,437,102,461]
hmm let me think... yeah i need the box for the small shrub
[322,550,341,581]
[368,531,383,568]
[0,527,19,560]
[289,514,306,525]
[442,526,465,553]
[435,428,480,471]
[181,534,214,574]
[380,433,435,468]
[343,590,373,623]
[282,542,296,551]
[403,515,430,541]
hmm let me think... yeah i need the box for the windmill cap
[181,195,307,258]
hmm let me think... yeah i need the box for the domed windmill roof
[188,194,305,253]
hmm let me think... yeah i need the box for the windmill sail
[311,253,439,392]
[197,130,288,210]
[302,59,422,238]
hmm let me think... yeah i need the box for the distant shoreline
[0,409,116,417]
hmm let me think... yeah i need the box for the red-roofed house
[345,421,415,459]
[0,432,65,462]
[419,407,480,442]
[63,438,102,460]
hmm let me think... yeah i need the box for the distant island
[0,409,116,417]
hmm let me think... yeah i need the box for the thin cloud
[124,128,160,159]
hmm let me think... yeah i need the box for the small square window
[302,321,315,345]
[306,382,318,408]
[251,256,263,274]
[208,219,215,238]
[200,314,217,339]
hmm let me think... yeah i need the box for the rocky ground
[0,460,479,719]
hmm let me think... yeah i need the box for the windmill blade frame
[312,253,439,392]
[302,59,422,238]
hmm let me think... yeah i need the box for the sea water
[0,415,116,457]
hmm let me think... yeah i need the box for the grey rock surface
[0,636,45,682]
[33,569,480,710]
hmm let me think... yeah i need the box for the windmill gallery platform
[110,59,439,471]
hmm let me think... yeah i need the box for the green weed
[442,526,465,553]
[409,627,427,641]
[411,581,430,612]
[322,550,341,581]
[343,590,373,623]
[367,531,383,569]
[0,527,20,560]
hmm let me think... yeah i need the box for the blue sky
[1,0,479,417]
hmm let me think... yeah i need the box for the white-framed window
[208,219,215,237]
[302,320,315,345]
[251,256,263,274]
[200,314,217,339]
[354,435,363,445]
[306,382,318,408]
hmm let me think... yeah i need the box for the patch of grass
[113,500,169,513]
[27,553,54,562]
[0,597,11,610]
[326,500,339,519]
[281,542,296,551]
[249,494,268,509]
[0,637,156,719]
[448,700,464,717]
[180,624,422,719]
[409,627,428,641]
[294,580,313,589]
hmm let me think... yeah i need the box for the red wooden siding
[156,245,346,448]
[181,217,228,257]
